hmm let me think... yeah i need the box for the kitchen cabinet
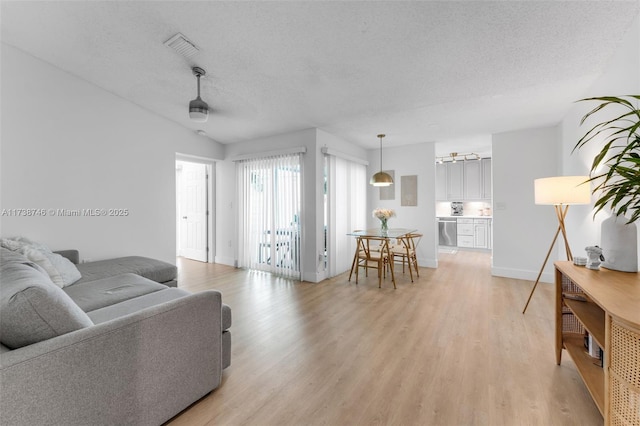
[464,159,491,200]
[447,162,464,200]
[456,218,475,248]
[473,219,488,248]
[482,158,492,199]
[457,218,491,249]
[464,160,482,199]
[436,158,491,201]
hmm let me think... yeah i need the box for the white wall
[367,142,437,268]
[214,159,236,266]
[559,14,640,264]
[0,44,224,264]
[491,125,561,283]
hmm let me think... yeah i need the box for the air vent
[164,33,199,58]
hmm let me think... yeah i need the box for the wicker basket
[609,320,640,426]
[561,276,587,335]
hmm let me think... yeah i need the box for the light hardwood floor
[167,251,602,426]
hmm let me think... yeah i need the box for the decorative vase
[380,217,388,234]
[600,214,638,272]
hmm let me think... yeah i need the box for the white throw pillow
[0,237,81,288]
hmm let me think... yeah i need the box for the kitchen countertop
[437,215,493,219]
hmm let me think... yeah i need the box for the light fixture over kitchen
[436,152,481,164]
[370,134,394,187]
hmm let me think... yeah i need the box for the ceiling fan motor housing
[189,67,209,122]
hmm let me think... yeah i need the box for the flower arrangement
[372,208,396,220]
[373,208,396,232]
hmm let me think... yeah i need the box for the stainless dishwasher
[438,217,457,247]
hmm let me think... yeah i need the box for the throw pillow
[0,237,81,287]
[0,261,93,349]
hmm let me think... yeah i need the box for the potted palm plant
[573,95,640,271]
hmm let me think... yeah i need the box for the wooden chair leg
[348,249,358,281]
[389,258,396,289]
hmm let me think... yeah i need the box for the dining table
[347,228,418,239]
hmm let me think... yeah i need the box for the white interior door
[177,161,208,262]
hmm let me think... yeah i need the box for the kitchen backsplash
[436,201,492,217]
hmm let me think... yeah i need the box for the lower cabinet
[474,219,488,249]
[457,218,491,249]
[457,219,474,248]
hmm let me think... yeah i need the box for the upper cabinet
[464,160,482,199]
[436,158,492,201]
[447,162,464,200]
[481,158,492,199]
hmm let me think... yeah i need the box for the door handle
[182,216,188,219]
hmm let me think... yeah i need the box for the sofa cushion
[0,261,93,349]
[87,288,192,324]
[75,256,177,285]
[63,273,167,312]
[222,304,232,331]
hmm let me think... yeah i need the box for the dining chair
[353,236,396,288]
[391,233,422,282]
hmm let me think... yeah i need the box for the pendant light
[370,134,394,186]
[189,67,209,122]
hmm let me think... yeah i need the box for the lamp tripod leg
[522,225,562,314]
[556,205,573,261]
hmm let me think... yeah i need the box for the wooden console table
[555,261,640,425]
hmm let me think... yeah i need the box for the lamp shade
[370,171,394,186]
[534,176,591,205]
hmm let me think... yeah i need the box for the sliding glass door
[237,154,301,279]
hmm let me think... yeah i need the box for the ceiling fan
[189,66,209,122]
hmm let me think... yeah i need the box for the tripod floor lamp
[522,176,590,314]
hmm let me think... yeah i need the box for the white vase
[600,215,638,272]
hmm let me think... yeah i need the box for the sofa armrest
[53,249,80,264]
[0,290,223,426]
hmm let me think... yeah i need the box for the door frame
[176,153,216,263]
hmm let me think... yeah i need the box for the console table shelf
[563,333,605,415]
[554,261,640,425]
[564,298,605,347]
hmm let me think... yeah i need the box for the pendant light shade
[189,67,209,122]
[370,134,394,186]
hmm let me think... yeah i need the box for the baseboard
[491,266,553,283]
[214,256,236,267]
[302,270,325,283]
[417,257,437,269]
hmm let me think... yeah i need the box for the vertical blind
[325,154,367,277]
[237,153,301,279]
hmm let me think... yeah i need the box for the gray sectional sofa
[0,246,231,426]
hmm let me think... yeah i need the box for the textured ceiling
[2,1,639,155]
